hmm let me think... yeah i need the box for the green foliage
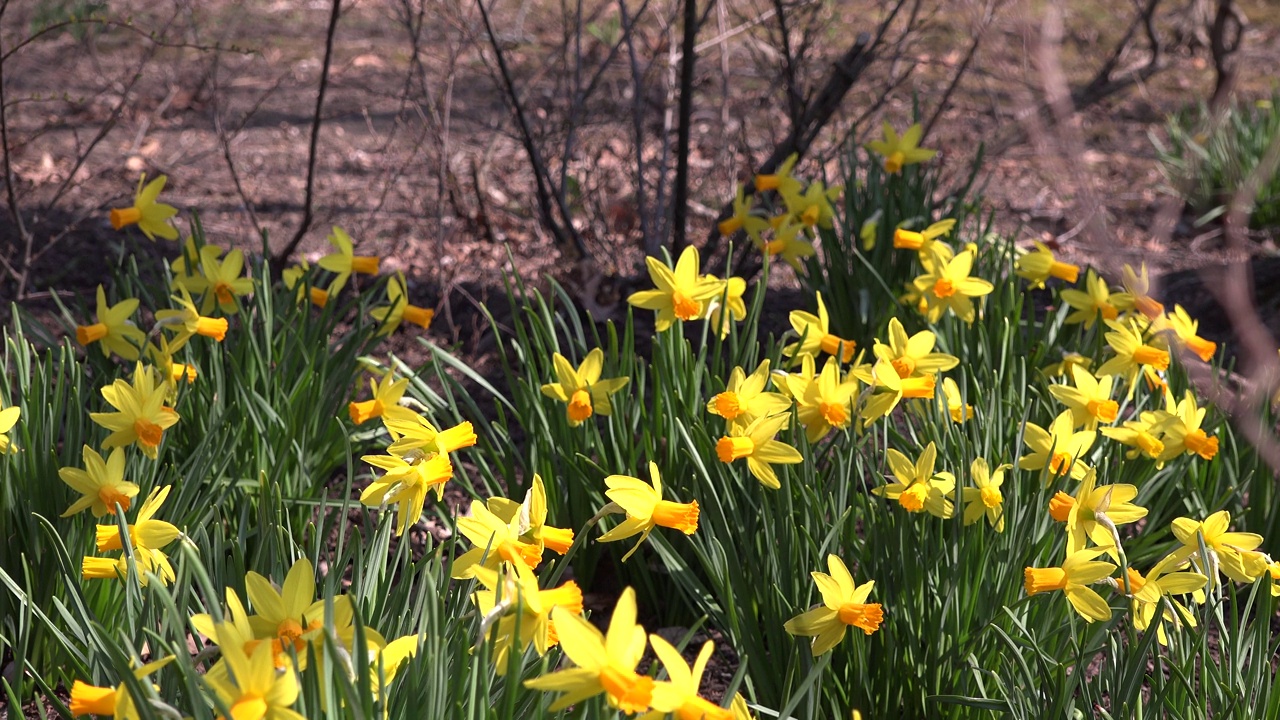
[1153,92,1280,230]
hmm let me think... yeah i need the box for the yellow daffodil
[76,285,146,360]
[195,246,254,315]
[962,458,1009,531]
[1121,263,1164,319]
[873,317,959,380]
[146,336,197,395]
[627,246,723,331]
[59,445,139,518]
[784,181,841,229]
[383,415,477,459]
[69,657,174,719]
[866,122,936,173]
[913,248,993,324]
[319,226,380,294]
[81,551,173,587]
[783,292,856,364]
[715,413,803,489]
[757,217,816,271]
[1041,352,1092,378]
[598,462,699,562]
[206,623,307,720]
[94,485,180,553]
[1100,414,1166,463]
[109,174,178,241]
[1170,510,1265,585]
[1018,410,1095,482]
[1014,241,1079,288]
[754,154,802,196]
[539,348,630,426]
[795,357,860,442]
[1047,467,1146,557]
[0,399,19,454]
[784,554,883,656]
[1097,318,1170,399]
[452,500,544,578]
[1048,365,1118,430]
[645,637,732,720]
[349,370,415,425]
[473,566,583,673]
[90,363,180,459]
[859,211,881,251]
[169,239,216,297]
[370,272,434,337]
[702,275,747,339]
[872,442,955,518]
[1024,547,1116,622]
[860,357,935,427]
[1152,389,1219,462]
[524,587,654,713]
[892,218,956,260]
[486,474,575,555]
[1060,269,1130,328]
[707,359,792,430]
[361,453,454,537]
[1154,305,1217,362]
[1124,555,1206,646]
[154,287,229,346]
[282,261,329,308]
[940,377,972,423]
[243,558,356,665]
[718,184,769,240]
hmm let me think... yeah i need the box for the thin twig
[670,0,703,255]
[274,0,343,267]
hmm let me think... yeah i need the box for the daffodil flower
[524,587,654,713]
[58,445,139,518]
[757,217,816,271]
[598,462,699,562]
[866,122,937,173]
[1024,547,1116,622]
[69,657,175,719]
[718,184,769,240]
[0,398,19,454]
[282,261,329,308]
[707,359,792,431]
[784,554,883,656]
[1123,555,1206,645]
[1018,410,1095,482]
[452,500,545,577]
[472,565,583,673]
[783,180,841,229]
[1048,365,1119,430]
[539,348,630,426]
[205,623,307,720]
[940,377,973,423]
[85,485,180,586]
[1097,319,1170,399]
[1121,263,1164,319]
[109,174,179,241]
[892,218,956,260]
[873,317,958,380]
[1100,414,1166,463]
[1151,389,1219,461]
[349,370,415,425]
[702,274,747,339]
[76,285,146,360]
[644,637,733,719]
[783,292,857,364]
[627,246,723,332]
[1047,467,1146,558]
[754,154,802,196]
[716,413,803,490]
[1169,510,1265,585]
[860,357,935,427]
[1015,241,1080,288]
[795,357,860,442]
[197,246,255,315]
[912,248,993,324]
[1060,269,1130,328]
[90,363,180,459]
[361,452,454,537]
[486,474,575,555]
[383,414,477,459]
[962,458,1009,531]
[370,272,434,337]
[872,442,955,518]
[1153,305,1217,362]
[154,287,229,346]
[243,558,360,667]
[319,226,380,294]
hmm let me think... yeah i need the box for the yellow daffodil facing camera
[471,565,583,673]
[524,587,655,713]
[109,173,179,241]
[540,348,630,426]
[58,445,139,518]
[866,122,937,173]
[647,637,733,719]
[626,246,724,331]
[961,458,1009,532]
[89,363,180,460]
[784,554,883,656]
[912,247,994,324]
[872,442,955,519]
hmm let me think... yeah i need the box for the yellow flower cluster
[717,154,842,273]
